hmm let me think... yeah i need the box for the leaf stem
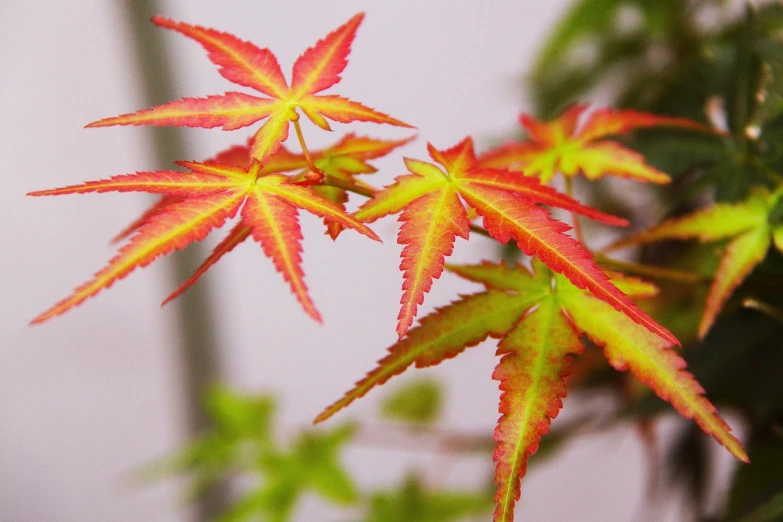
[742,297,783,323]
[564,176,585,245]
[291,116,324,182]
[594,253,709,284]
[322,176,377,198]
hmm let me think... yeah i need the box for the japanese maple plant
[29,12,753,521]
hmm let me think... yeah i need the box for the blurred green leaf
[361,474,493,522]
[739,490,783,522]
[290,423,359,505]
[152,387,358,522]
[206,385,275,441]
[380,378,444,426]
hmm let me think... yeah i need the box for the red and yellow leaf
[605,271,660,298]
[298,95,410,127]
[314,290,542,424]
[86,93,280,131]
[557,271,748,462]
[355,137,641,339]
[291,13,364,96]
[396,185,470,337]
[312,184,350,239]
[608,189,773,338]
[162,223,251,306]
[457,169,629,226]
[576,107,713,142]
[111,196,183,244]
[31,146,382,322]
[608,198,768,250]
[444,261,546,293]
[353,168,447,225]
[479,105,715,184]
[493,297,584,522]
[27,169,240,197]
[457,183,678,345]
[318,261,745,522]
[328,133,415,161]
[560,141,670,183]
[108,141,300,246]
[699,226,770,338]
[242,189,321,322]
[249,110,293,163]
[256,175,380,242]
[151,16,288,98]
[31,191,245,324]
[272,133,414,238]
[87,13,411,164]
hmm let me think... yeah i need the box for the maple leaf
[109,138,310,244]
[105,133,410,300]
[353,136,679,344]
[607,186,783,338]
[86,13,412,163]
[28,160,380,324]
[273,133,416,238]
[315,260,747,522]
[478,104,715,184]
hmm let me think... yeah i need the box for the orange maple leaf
[114,134,414,248]
[86,13,412,163]
[608,186,783,338]
[109,138,306,244]
[479,104,715,184]
[29,159,380,324]
[354,137,678,345]
[316,260,747,522]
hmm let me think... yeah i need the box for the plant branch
[595,253,709,284]
[742,297,783,323]
[564,176,585,245]
[291,116,324,182]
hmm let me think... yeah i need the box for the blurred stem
[564,176,585,245]
[595,254,709,284]
[323,176,377,198]
[122,2,228,520]
[292,116,324,181]
[743,298,783,324]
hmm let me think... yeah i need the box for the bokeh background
[0,2,742,521]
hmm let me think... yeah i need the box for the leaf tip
[150,14,174,27]
[395,322,410,340]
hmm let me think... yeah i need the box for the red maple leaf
[479,104,715,184]
[29,159,380,324]
[353,137,677,345]
[316,260,747,522]
[86,13,412,163]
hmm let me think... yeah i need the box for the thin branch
[595,253,709,284]
[291,116,325,182]
[564,176,585,245]
[743,297,783,323]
